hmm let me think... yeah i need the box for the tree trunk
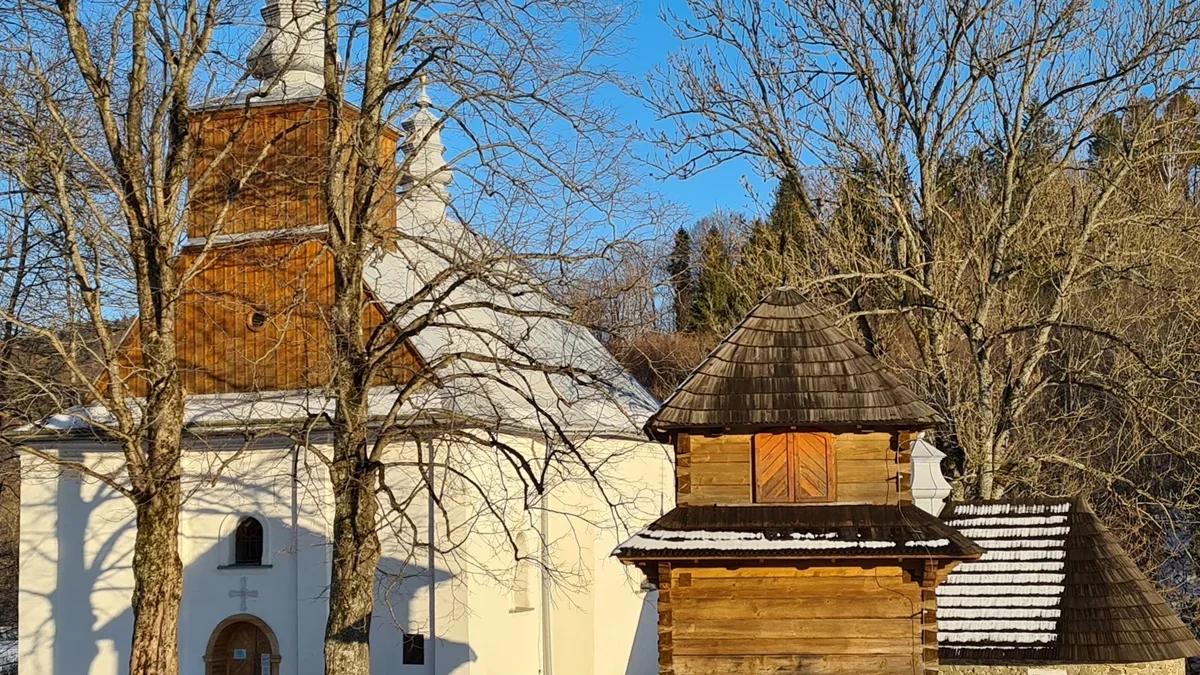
[324,410,381,675]
[128,482,183,675]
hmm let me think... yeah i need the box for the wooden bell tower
[617,288,982,675]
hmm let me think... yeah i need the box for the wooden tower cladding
[107,99,419,397]
[617,288,982,675]
[187,100,398,240]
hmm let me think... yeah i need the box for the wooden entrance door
[206,619,275,675]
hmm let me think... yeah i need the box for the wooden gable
[107,238,422,396]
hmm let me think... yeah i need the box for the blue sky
[612,1,771,222]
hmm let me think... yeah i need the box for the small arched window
[234,517,264,566]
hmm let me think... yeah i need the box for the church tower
[114,0,421,396]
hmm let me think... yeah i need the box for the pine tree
[734,175,815,314]
[692,224,739,332]
[768,173,812,256]
[737,217,780,313]
[666,227,695,332]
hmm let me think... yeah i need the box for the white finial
[246,0,325,99]
[399,79,453,221]
[417,75,432,107]
[910,431,952,517]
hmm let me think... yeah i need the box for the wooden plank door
[753,432,835,502]
[754,432,793,502]
[792,433,835,501]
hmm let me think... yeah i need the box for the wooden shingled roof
[613,504,983,561]
[646,287,939,439]
[939,498,1200,665]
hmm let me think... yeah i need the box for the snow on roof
[363,212,658,438]
[938,500,1071,660]
[27,213,657,441]
[618,529,901,552]
[613,504,983,561]
[939,498,1200,665]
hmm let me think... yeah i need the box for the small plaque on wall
[260,653,271,675]
[233,649,247,660]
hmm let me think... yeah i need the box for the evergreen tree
[666,227,695,332]
[692,223,739,332]
[768,172,812,253]
[734,175,815,314]
[737,217,780,310]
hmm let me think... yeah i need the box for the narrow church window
[753,432,836,503]
[402,633,425,664]
[511,532,534,612]
[235,517,264,566]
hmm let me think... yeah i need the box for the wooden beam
[658,562,674,675]
[920,559,939,675]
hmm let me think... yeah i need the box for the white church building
[15,2,671,673]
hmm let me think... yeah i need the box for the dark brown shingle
[939,498,1200,664]
[646,287,939,439]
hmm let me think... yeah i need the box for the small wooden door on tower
[753,432,835,502]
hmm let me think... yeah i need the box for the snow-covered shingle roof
[362,210,658,439]
[613,504,982,561]
[939,499,1200,665]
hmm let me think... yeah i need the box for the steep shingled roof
[645,287,939,439]
[939,498,1200,665]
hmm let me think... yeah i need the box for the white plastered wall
[18,432,670,675]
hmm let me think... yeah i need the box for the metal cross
[229,576,258,611]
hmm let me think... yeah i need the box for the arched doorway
[204,614,281,675]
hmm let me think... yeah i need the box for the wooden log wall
[677,434,753,505]
[676,432,912,506]
[666,566,926,675]
[920,560,939,675]
[659,562,675,675]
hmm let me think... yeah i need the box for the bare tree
[644,0,1200,589]
[244,1,671,672]
[1,2,666,674]
[0,1,290,672]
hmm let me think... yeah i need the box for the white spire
[399,80,454,220]
[246,0,325,99]
[910,432,952,516]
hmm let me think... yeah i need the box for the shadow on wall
[24,468,477,675]
[625,590,658,675]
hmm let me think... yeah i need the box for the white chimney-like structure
[910,432,951,516]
